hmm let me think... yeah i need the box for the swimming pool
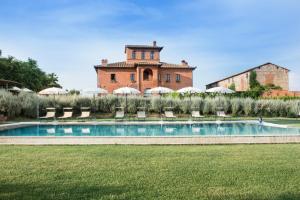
[1,122,299,137]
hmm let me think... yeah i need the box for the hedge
[0,90,299,119]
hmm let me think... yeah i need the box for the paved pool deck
[0,120,299,145]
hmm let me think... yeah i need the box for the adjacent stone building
[206,63,289,91]
[94,41,196,93]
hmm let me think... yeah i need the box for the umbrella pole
[160,93,162,119]
[125,94,128,116]
[37,96,39,120]
[53,95,56,121]
[189,92,192,117]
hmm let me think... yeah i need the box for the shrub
[18,92,39,118]
[231,98,242,116]
[243,98,254,116]
[0,90,21,118]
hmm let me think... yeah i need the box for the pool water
[0,123,300,136]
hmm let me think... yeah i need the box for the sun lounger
[78,107,91,119]
[137,111,146,119]
[164,111,176,119]
[40,108,56,119]
[191,111,204,118]
[58,107,73,119]
[217,111,230,118]
[115,110,125,119]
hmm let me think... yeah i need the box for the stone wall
[209,63,289,91]
[217,72,250,91]
[262,90,300,98]
[255,63,289,90]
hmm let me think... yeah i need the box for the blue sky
[0,0,299,90]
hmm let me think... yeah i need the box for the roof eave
[125,46,164,53]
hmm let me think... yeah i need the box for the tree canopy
[0,56,61,91]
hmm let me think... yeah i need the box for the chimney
[181,60,188,66]
[101,59,108,66]
[153,41,157,47]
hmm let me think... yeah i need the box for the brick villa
[206,63,290,91]
[94,41,196,94]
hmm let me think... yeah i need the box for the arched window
[143,68,153,81]
[132,51,136,59]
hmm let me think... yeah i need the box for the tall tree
[0,56,61,91]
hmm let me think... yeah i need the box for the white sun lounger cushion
[165,111,176,118]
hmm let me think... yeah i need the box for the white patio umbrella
[177,87,203,94]
[37,87,67,120]
[178,87,203,114]
[113,87,140,95]
[21,88,33,93]
[81,88,108,97]
[81,88,108,113]
[113,87,141,113]
[9,86,21,92]
[147,87,174,95]
[147,87,174,116]
[38,87,67,95]
[206,86,235,94]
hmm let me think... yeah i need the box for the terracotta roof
[95,61,196,70]
[94,62,134,68]
[206,62,290,86]
[160,62,195,69]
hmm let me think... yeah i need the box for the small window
[176,74,181,82]
[150,51,154,59]
[132,51,136,59]
[110,74,116,82]
[130,73,135,82]
[158,74,161,81]
[141,51,145,59]
[166,74,171,82]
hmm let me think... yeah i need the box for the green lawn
[0,145,299,200]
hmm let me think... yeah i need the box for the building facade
[94,41,196,93]
[206,63,289,91]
